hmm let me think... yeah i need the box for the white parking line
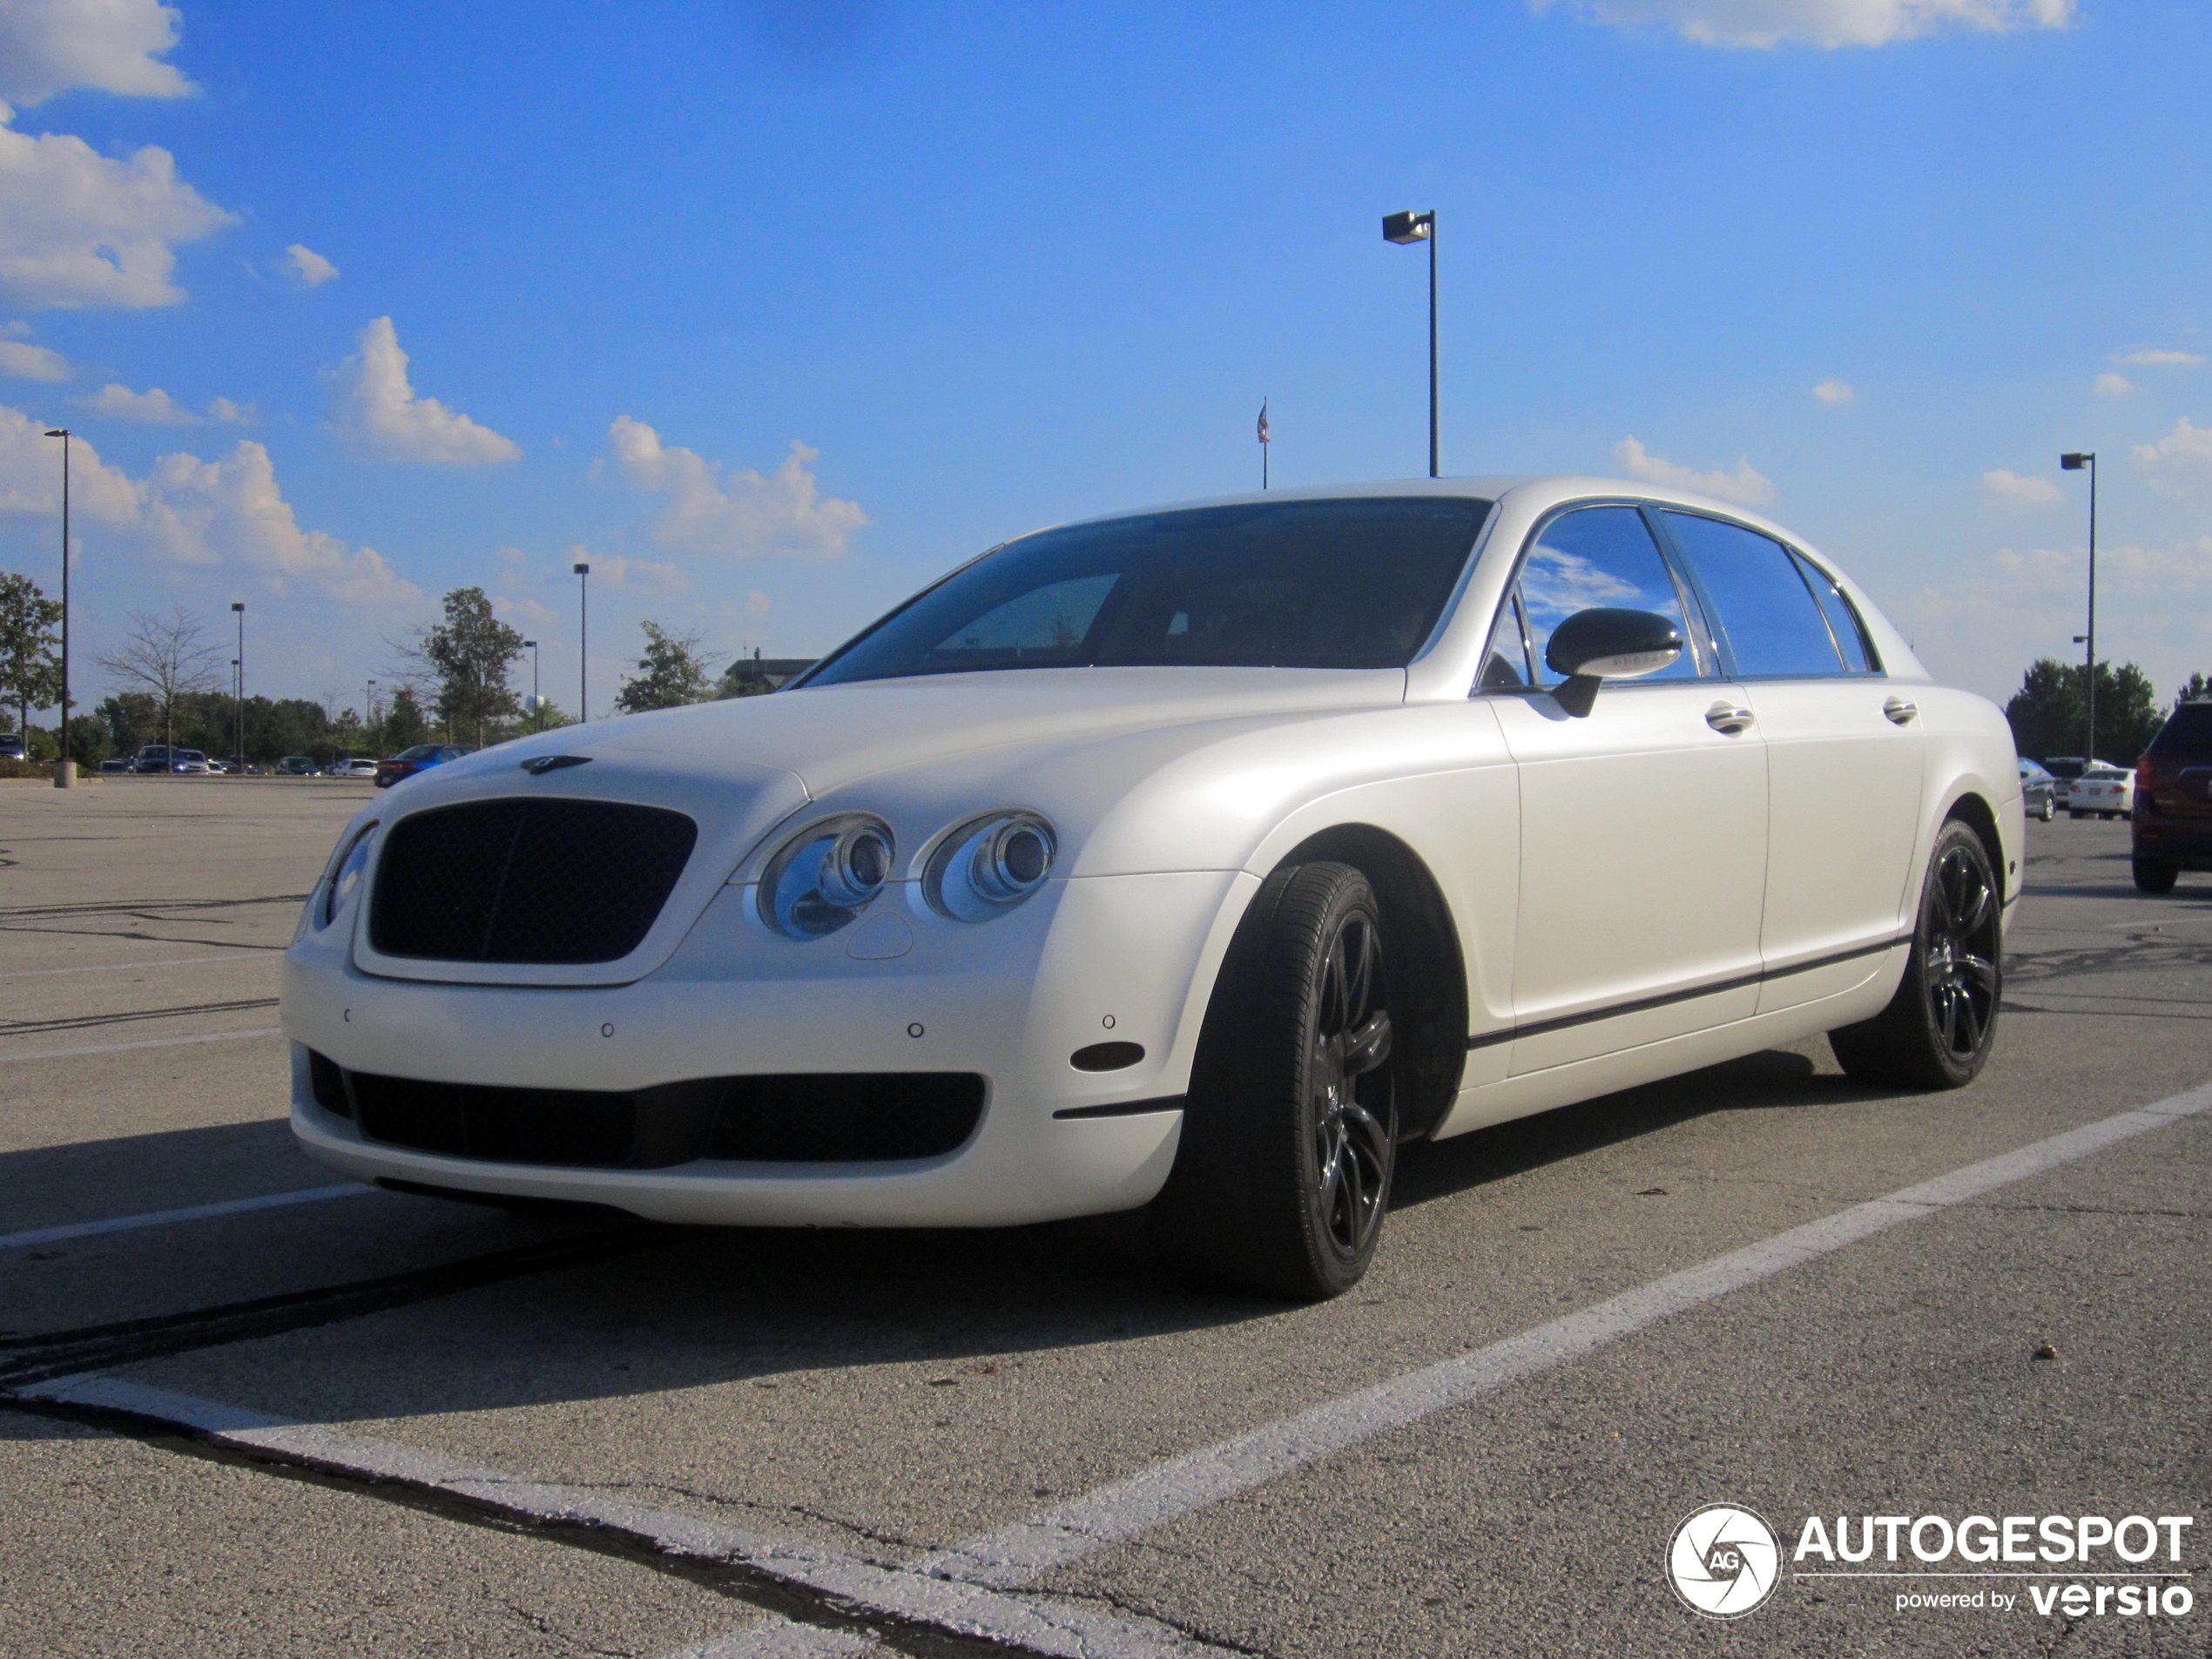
[680,1077,2212,1657]
[12,1375,1247,1659]
[11,1081,2209,1659]
[0,952,277,981]
[0,1027,282,1064]
[0,1185,371,1252]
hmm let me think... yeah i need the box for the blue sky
[3,0,2209,719]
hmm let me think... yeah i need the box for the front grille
[369,799,697,964]
[313,1053,986,1168]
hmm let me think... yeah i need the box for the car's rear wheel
[1151,861,1396,1300]
[1830,820,2001,1089]
[2134,858,2179,895]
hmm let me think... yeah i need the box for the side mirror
[1543,607,1683,717]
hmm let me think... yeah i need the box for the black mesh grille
[317,1055,985,1169]
[307,1049,352,1117]
[709,1074,986,1162]
[369,799,697,964]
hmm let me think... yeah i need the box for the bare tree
[97,609,225,763]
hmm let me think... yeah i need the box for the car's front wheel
[1151,861,1396,1300]
[1830,820,2001,1089]
[2036,796,2055,821]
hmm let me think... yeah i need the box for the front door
[1479,504,1770,1075]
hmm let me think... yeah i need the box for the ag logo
[1667,1503,1781,1618]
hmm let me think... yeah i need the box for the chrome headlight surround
[759,813,895,939]
[307,820,380,935]
[924,811,1056,922]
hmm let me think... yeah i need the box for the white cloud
[0,0,193,106]
[1978,468,2065,509]
[2093,372,2134,397]
[2134,417,2212,506]
[1533,0,2073,47]
[0,103,234,307]
[1812,378,1856,404]
[0,401,421,606]
[205,395,246,422]
[1611,435,1774,504]
[585,551,690,591]
[280,243,337,288]
[0,334,69,379]
[86,381,195,422]
[2118,348,2204,368]
[605,416,866,559]
[326,316,520,465]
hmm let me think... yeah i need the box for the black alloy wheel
[1831,820,2002,1089]
[1152,862,1398,1299]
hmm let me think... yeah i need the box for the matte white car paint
[283,475,2024,1227]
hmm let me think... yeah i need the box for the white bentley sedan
[285,478,2021,1298]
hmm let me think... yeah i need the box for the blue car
[375,743,472,789]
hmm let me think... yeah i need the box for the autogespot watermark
[1669,1506,2196,1622]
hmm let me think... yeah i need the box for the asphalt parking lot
[2,780,2206,1658]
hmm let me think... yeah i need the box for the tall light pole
[523,639,540,730]
[573,562,590,721]
[2061,452,2097,760]
[365,678,377,739]
[231,601,245,771]
[1382,211,1438,478]
[42,428,71,787]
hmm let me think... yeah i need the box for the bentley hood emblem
[520,754,592,775]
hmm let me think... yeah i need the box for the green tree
[615,620,719,713]
[2177,671,2212,705]
[66,712,111,765]
[406,588,523,745]
[383,686,432,750]
[0,571,64,745]
[95,609,225,761]
[2005,658,2163,763]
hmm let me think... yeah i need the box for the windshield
[804,498,1489,686]
[2150,704,2212,758]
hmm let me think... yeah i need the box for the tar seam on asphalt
[5,1080,2209,1659]
[0,995,282,1038]
[0,1227,660,1387]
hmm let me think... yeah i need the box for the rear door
[1480,503,1770,1073]
[1653,511,1924,1012]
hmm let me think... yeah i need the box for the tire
[1830,820,2002,1090]
[2134,859,2179,895]
[1151,862,1397,1300]
[2037,798,2054,821]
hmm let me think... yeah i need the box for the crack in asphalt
[571,1481,940,1561]
[0,995,281,1037]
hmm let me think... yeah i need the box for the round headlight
[760,815,895,938]
[319,824,378,929]
[925,812,1057,922]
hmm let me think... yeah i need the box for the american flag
[1257,401,1270,444]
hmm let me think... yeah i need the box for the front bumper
[283,869,1254,1227]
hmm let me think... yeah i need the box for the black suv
[2132,701,2212,893]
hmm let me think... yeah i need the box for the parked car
[275,756,320,776]
[98,756,131,773]
[2017,757,2057,821]
[2131,699,2212,893]
[2067,763,2134,819]
[287,476,2022,1299]
[0,732,24,760]
[2041,755,2091,788]
[323,757,381,779]
[375,744,473,790]
[171,749,212,775]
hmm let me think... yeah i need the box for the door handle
[1705,702,1755,735]
[1884,697,1919,725]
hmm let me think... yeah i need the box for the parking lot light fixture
[231,603,245,772]
[573,563,590,721]
[1381,212,1438,479]
[2061,452,2097,760]
[43,428,71,787]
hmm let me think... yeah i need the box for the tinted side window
[1507,506,1701,685]
[1661,512,1844,678]
[1791,550,1877,672]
